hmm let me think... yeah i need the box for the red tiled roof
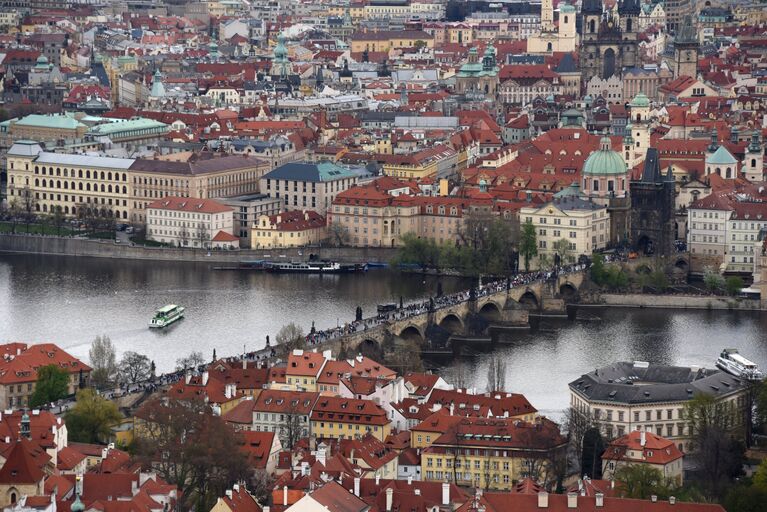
[603,431,683,465]
[212,230,239,242]
[241,431,275,470]
[222,486,262,512]
[147,196,233,214]
[0,439,45,485]
[0,342,90,385]
[310,397,389,426]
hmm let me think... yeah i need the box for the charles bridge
[323,270,588,356]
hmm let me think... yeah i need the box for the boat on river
[149,304,185,329]
[265,261,366,274]
[716,348,764,380]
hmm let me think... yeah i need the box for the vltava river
[1,254,765,414]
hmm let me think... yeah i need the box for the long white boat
[149,304,185,329]
[716,348,764,380]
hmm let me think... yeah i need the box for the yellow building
[519,196,610,269]
[252,210,327,249]
[6,141,268,224]
[350,30,434,53]
[311,396,391,441]
[419,417,567,491]
[381,146,458,180]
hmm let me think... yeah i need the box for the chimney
[243,358,247,370]
[385,488,393,512]
[441,482,449,505]
[449,403,454,416]
[595,493,604,508]
[537,491,548,508]
[407,476,412,485]
[283,486,288,506]
[670,497,676,505]
[640,430,646,447]
[354,477,360,497]
[651,495,658,503]
[131,480,138,495]
[202,371,209,385]
[567,492,577,508]
[376,473,380,485]
[185,372,192,384]
[225,490,233,499]
[233,484,239,493]
[263,508,270,512]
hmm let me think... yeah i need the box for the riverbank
[584,293,765,311]
[0,233,398,264]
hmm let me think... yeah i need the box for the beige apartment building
[252,210,327,249]
[6,141,269,224]
[146,197,235,248]
[259,161,358,215]
[519,196,610,268]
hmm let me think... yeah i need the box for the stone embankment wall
[596,293,764,311]
[0,234,400,264]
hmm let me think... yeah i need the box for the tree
[30,364,70,407]
[685,393,746,499]
[89,335,117,389]
[247,470,276,505]
[195,222,210,249]
[649,270,669,292]
[444,361,471,389]
[395,233,441,271]
[52,206,65,236]
[414,39,427,50]
[133,398,250,512]
[753,458,767,492]
[119,351,151,385]
[581,428,605,479]
[328,222,350,247]
[19,186,37,233]
[385,339,424,374]
[279,401,306,450]
[724,484,767,512]
[175,351,205,371]
[65,388,122,443]
[178,223,190,247]
[704,268,725,293]
[275,322,305,357]
[7,199,21,234]
[726,276,745,296]
[486,356,506,392]
[614,464,671,500]
[552,238,571,265]
[563,406,601,474]
[519,220,537,272]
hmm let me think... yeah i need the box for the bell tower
[674,15,699,78]
[746,132,764,182]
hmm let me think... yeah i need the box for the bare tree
[328,222,350,247]
[279,400,306,449]
[247,471,276,504]
[89,335,117,389]
[118,351,152,385]
[562,406,602,475]
[175,351,206,371]
[486,356,506,392]
[275,322,305,357]
[7,199,21,234]
[19,186,37,233]
[195,222,210,249]
[444,361,471,389]
[179,222,190,247]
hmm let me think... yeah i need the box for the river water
[1,254,766,416]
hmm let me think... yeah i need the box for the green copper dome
[583,137,627,176]
[629,92,650,108]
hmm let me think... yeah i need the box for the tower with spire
[270,34,293,79]
[674,15,699,79]
[149,69,165,99]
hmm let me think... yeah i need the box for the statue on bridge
[355,306,363,322]
[429,297,435,312]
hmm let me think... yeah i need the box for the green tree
[580,428,605,479]
[724,484,767,512]
[65,388,122,443]
[753,458,767,491]
[756,380,767,433]
[704,268,725,293]
[590,253,606,284]
[649,270,669,291]
[52,206,65,236]
[726,276,745,296]
[614,464,671,500]
[396,233,441,271]
[89,335,117,389]
[30,364,70,407]
[519,220,538,272]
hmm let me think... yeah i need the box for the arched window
[564,15,568,24]
[716,167,721,175]
[56,167,61,176]
[42,179,47,187]
[86,183,91,191]
[547,42,552,52]
[86,171,91,179]
[627,18,633,32]
[72,206,77,216]
[63,169,68,177]
[79,170,83,178]
[100,184,105,192]
[122,186,127,194]
[64,206,69,214]
[589,20,596,33]
[11,492,17,504]
[63,181,68,190]
[35,179,39,187]
[57,180,61,189]
[752,158,757,168]
[123,211,128,219]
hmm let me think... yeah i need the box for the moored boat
[265,261,366,274]
[149,304,185,329]
[716,348,764,380]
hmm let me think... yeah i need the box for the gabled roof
[0,439,46,485]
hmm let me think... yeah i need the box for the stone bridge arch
[477,300,503,321]
[518,289,540,309]
[399,324,425,344]
[559,281,578,298]
[437,312,464,334]
[357,338,383,360]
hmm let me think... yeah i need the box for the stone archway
[357,339,382,360]
[675,258,689,271]
[559,283,578,298]
[439,314,464,334]
[399,325,424,344]
[478,302,502,321]
[519,291,539,309]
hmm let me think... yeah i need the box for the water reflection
[0,254,468,371]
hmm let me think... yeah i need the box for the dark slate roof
[261,162,357,183]
[569,362,747,405]
[640,148,661,183]
[554,53,577,74]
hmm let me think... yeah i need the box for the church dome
[629,92,650,108]
[583,137,627,176]
[36,55,48,65]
